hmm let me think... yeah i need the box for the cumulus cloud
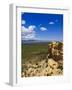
[49,21,55,25]
[40,27,47,31]
[28,25,36,31]
[22,33,35,39]
[21,20,26,25]
[21,25,36,40]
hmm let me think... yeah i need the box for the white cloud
[28,25,36,31]
[23,33,35,39]
[49,21,55,24]
[22,20,26,25]
[21,25,36,40]
[40,27,47,31]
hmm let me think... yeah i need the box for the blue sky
[21,12,63,41]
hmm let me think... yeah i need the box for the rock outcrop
[48,41,63,61]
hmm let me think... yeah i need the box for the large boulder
[48,41,63,61]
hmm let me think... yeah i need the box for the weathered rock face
[48,41,63,61]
